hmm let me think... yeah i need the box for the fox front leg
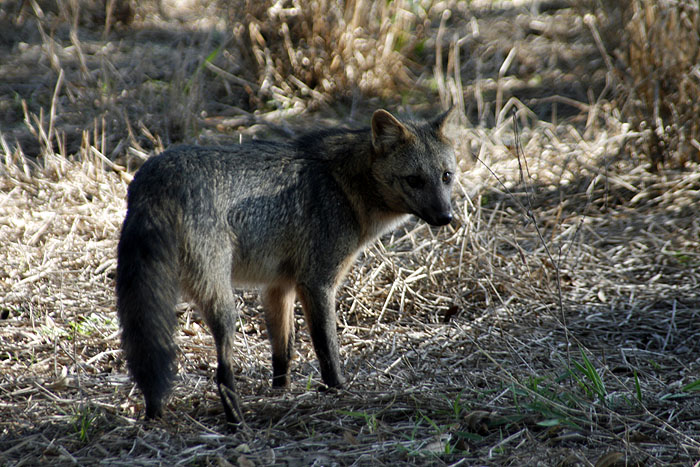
[296,284,345,389]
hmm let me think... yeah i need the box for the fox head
[370,108,457,226]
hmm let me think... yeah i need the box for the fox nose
[426,211,452,227]
[432,211,453,226]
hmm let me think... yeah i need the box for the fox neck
[328,132,409,244]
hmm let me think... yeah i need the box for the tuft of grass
[594,0,700,169]
[634,370,642,403]
[570,346,608,405]
[223,0,429,108]
[71,405,99,444]
[682,379,700,393]
[512,376,584,430]
[70,314,117,338]
[339,409,378,434]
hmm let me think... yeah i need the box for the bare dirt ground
[1,1,699,465]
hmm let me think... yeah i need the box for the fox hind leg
[209,309,244,425]
[182,247,244,425]
[263,284,296,388]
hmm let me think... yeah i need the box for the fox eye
[442,171,453,184]
[405,175,425,189]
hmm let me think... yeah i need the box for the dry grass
[221,0,427,111]
[592,0,700,169]
[2,0,700,465]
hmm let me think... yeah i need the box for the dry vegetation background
[1,0,700,465]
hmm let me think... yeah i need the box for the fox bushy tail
[116,208,179,418]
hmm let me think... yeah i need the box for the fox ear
[432,106,455,134]
[371,109,412,153]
